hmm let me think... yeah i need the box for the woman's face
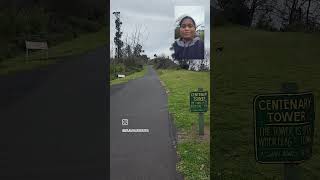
[180,18,196,41]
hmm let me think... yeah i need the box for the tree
[124,44,132,58]
[133,43,143,57]
[218,0,251,26]
[127,24,148,57]
[246,0,275,26]
[274,0,309,30]
[215,0,233,10]
[113,11,123,58]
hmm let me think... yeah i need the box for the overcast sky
[110,0,210,59]
[175,6,205,29]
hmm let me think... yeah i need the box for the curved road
[110,66,180,180]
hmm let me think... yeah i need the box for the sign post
[199,111,204,136]
[190,88,208,136]
[281,83,301,180]
[254,83,315,180]
[25,41,49,61]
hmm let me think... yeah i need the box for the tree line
[212,0,320,32]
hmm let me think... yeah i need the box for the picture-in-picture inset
[173,6,205,60]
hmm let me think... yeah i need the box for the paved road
[0,47,107,180]
[110,66,180,180]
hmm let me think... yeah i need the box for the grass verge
[212,26,320,179]
[0,28,107,75]
[157,69,210,180]
[110,66,147,85]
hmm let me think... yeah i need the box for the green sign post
[254,92,315,163]
[190,88,208,135]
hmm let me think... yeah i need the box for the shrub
[153,57,179,69]
[212,11,227,27]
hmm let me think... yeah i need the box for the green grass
[212,26,320,179]
[110,66,147,85]
[177,140,210,180]
[157,69,210,180]
[0,28,107,75]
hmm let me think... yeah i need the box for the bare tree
[122,24,149,58]
[216,0,233,10]
[306,0,312,25]
[213,0,320,31]
[245,0,277,26]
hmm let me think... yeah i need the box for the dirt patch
[159,80,170,94]
[202,125,210,142]
[177,122,210,143]
[192,122,210,142]
[168,113,184,180]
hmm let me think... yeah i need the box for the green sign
[254,92,315,163]
[190,91,208,112]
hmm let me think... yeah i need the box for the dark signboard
[254,92,315,163]
[190,91,208,112]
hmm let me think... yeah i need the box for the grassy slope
[212,26,320,179]
[110,66,147,85]
[0,28,107,75]
[158,69,210,180]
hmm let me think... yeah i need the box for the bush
[283,23,305,32]
[110,57,145,78]
[212,10,227,27]
[82,20,101,32]
[256,14,278,31]
[67,16,100,33]
[47,32,74,47]
[5,43,18,58]
[0,11,15,39]
[153,57,179,69]
[28,7,49,34]
[49,17,72,34]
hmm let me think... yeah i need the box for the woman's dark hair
[179,16,196,28]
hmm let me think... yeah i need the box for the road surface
[0,47,107,180]
[110,66,180,180]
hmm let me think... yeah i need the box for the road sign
[118,74,125,78]
[25,41,48,50]
[190,91,208,112]
[254,92,315,163]
[25,41,49,60]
